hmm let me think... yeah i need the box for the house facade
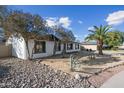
[8,33,80,60]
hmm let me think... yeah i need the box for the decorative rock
[74,74,81,80]
[0,58,92,88]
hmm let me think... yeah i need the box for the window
[67,43,73,50]
[34,41,46,53]
[75,43,78,49]
[75,43,80,49]
[56,42,61,51]
[78,44,80,49]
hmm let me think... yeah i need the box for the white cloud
[46,17,58,27]
[78,20,83,24]
[106,10,124,25]
[88,26,94,31]
[74,34,82,41]
[46,19,56,27]
[59,17,72,29]
[46,17,72,29]
[74,34,79,38]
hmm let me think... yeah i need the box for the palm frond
[85,34,95,41]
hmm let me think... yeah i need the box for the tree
[53,26,68,55]
[54,26,75,55]
[52,26,75,55]
[3,10,46,59]
[85,25,111,55]
[67,30,75,41]
[104,31,124,49]
[0,6,9,27]
[117,31,124,44]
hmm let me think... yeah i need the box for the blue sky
[9,5,124,41]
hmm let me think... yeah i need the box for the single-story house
[81,41,97,50]
[7,28,81,60]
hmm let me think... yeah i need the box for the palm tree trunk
[97,40,103,55]
[99,44,103,55]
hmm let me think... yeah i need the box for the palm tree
[85,25,111,55]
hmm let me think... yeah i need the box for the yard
[41,50,124,76]
[0,50,124,88]
[41,50,124,87]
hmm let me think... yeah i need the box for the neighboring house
[7,29,81,60]
[81,41,97,50]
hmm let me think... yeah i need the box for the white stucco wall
[30,40,55,59]
[55,44,64,55]
[11,35,27,59]
[82,44,97,50]
[74,44,81,52]
[29,41,80,59]
[27,39,34,59]
[10,36,81,60]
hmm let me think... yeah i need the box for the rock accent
[0,58,91,88]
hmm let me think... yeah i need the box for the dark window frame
[78,44,80,49]
[75,43,80,49]
[34,40,46,54]
[56,42,61,51]
[67,43,73,50]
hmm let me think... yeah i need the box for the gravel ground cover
[0,55,124,88]
[0,58,89,88]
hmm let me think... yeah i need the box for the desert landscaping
[1,5,124,88]
[0,50,124,88]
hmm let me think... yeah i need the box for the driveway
[101,70,124,88]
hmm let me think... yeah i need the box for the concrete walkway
[101,71,124,88]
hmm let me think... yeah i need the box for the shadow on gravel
[0,66,11,78]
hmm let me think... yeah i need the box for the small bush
[80,46,85,51]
